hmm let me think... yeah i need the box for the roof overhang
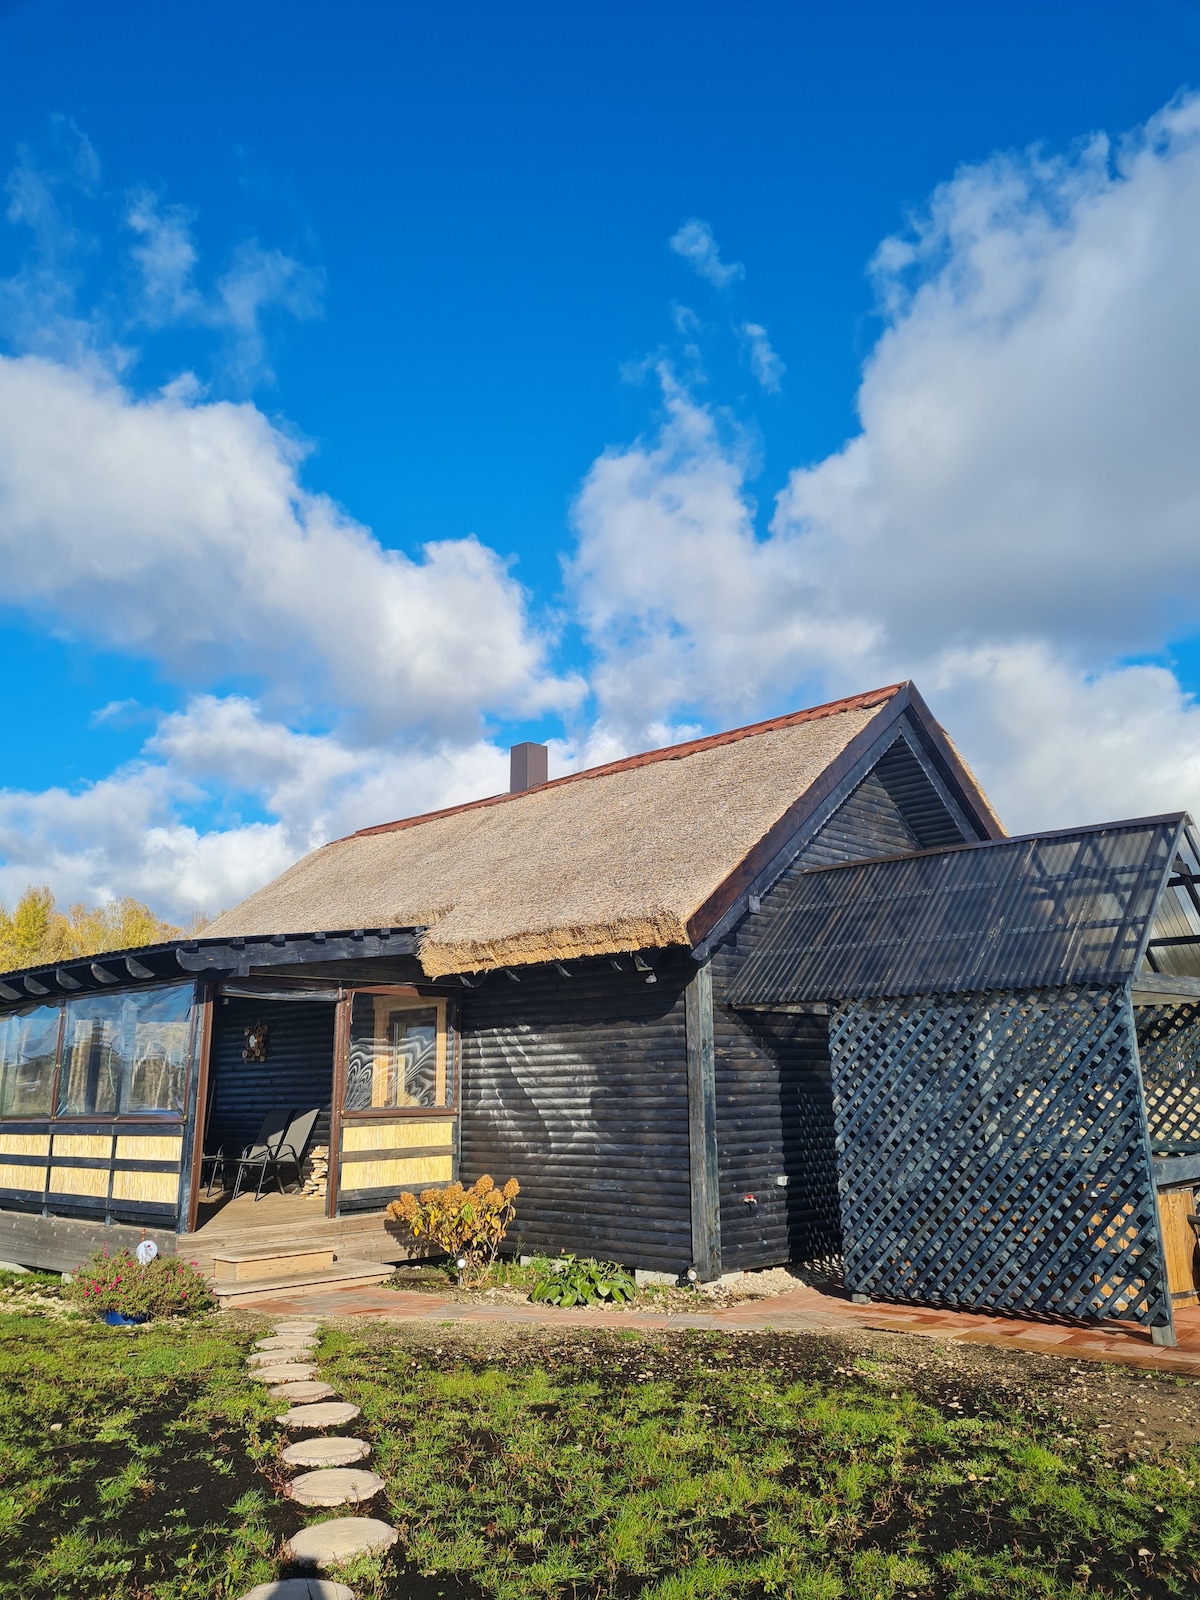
[0,927,422,1011]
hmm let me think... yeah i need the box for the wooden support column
[685,959,721,1282]
[182,984,214,1234]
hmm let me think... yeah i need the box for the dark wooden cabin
[3,680,1199,1343]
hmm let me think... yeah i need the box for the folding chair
[226,1107,295,1201]
[234,1106,320,1201]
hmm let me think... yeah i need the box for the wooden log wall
[206,997,336,1164]
[708,757,953,1272]
[458,953,694,1274]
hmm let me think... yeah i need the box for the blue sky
[3,0,1200,921]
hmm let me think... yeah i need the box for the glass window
[0,1006,59,1117]
[56,985,192,1117]
[345,994,447,1111]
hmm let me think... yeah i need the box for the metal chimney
[510,741,548,793]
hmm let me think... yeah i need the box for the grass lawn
[0,1301,1198,1599]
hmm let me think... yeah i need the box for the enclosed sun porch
[0,930,465,1298]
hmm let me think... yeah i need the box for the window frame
[339,986,455,1119]
[0,980,198,1126]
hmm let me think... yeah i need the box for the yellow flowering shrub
[387,1174,519,1285]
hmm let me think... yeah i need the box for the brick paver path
[228,1277,1200,1376]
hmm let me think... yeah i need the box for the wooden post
[182,984,214,1235]
[685,960,721,1282]
[327,992,350,1218]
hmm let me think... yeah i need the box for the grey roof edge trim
[689,705,917,963]
[688,686,1006,962]
[0,926,424,1006]
[901,681,1007,841]
[789,811,1195,880]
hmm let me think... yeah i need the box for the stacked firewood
[299,1145,329,1198]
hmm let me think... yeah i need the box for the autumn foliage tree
[0,886,184,972]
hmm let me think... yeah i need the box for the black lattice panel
[828,986,1170,1328]
[1137,1004,1200,1152]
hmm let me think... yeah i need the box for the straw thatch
[206,687,904,976]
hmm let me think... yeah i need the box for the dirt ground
[288,1310,1200,1459]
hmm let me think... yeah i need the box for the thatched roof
[207,684,956,976]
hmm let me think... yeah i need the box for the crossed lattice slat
[1137,1004,1200,1151]
[829,986,1168,1328]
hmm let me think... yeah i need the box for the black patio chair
[221,1106,295,1202]
[200,1105,290,1198]
[232,1106,321,1202]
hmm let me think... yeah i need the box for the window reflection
[0,1007,59,1117]
[55,986,193,1117]
[346,995,446,1110]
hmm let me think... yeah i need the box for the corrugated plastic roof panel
[727,818,1185,1005]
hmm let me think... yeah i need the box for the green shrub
[63,1248,215,1319]
[529,1254,637,1306]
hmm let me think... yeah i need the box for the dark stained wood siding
[458,953,693,1274]
[710,764,959,1271]
[207,998,336,1162]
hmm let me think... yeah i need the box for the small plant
[63,1247,215,1319]
[529,1254,637,1306]
[387,1174,519,1286]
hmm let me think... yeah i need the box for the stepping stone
[272,1321,320,1336]
[277,1400,361,1428]
[287,1466,386,1506]
[268,1380,337,1402]
[257,1334,319,1351]
[239,1582,354,1600]
[251,1363,319,1383]
[283,1435,371,1468]
[247,1347,315,1367]
[287,1516,397,1567]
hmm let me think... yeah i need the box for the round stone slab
[252,1363,319,1384]
[247,1347,316,1367]
[288,1467,386,1507]
[257,1334,319,1350]
[277,1400,361,1428]
[283,1435,371,1468]
[272,1321,320,1336]
[238,1581,354,1600]
[268,1380,336,1402]
[287,1516,397,1567]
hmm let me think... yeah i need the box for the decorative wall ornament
[242,1020,269,1063]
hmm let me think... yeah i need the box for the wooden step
[211,1244,335,1282]
[212,1256,395,1305]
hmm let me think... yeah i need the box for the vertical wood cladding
[459,953,693,1273]
[207,998,336,1163]
[710,761,966,1271]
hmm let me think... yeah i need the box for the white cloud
[669,218,744,288]
[0,355,583,741]
[0,694,515,922]
[742,322,784,392]
[574,94,1200,828]
[569,368,872,743]
[127,194,323,387]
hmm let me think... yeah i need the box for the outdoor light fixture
[632,954,657,983]
[686,1266,700,1284]
[456,1254,468,1286]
